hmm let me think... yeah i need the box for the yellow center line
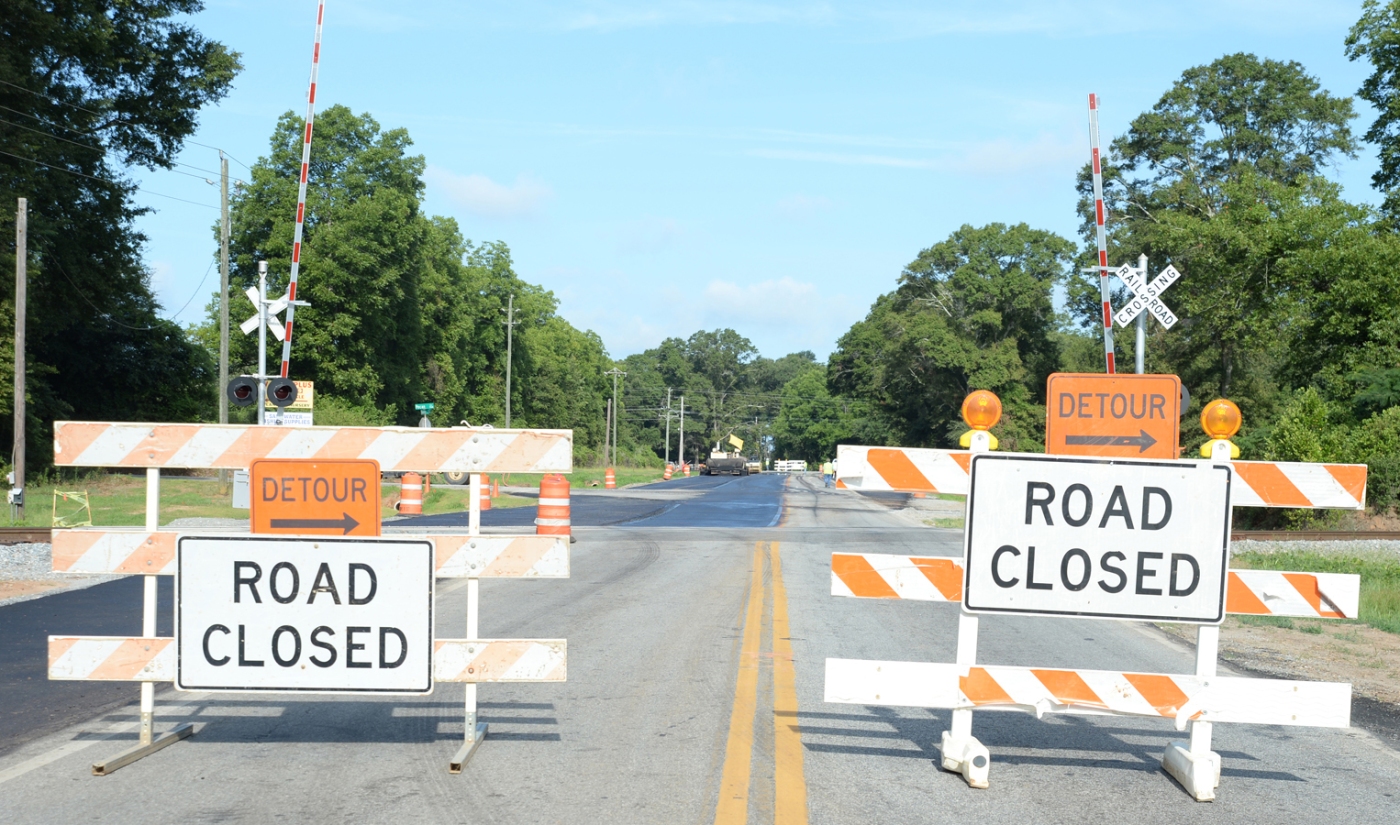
[770,541,809,825]
[714,541,766,825]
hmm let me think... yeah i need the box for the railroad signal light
[226,376,259,408]
[267,377,299,409]
[961,390,1002,431]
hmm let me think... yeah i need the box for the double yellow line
[714,541,808,825]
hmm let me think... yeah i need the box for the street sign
[1045,373,1181,458]
[1114,262,1180,329]
[250,459,381,536]
[414,402,435,412]
[175,535,434,693]
[962,453,1232,623]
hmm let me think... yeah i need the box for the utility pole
[502,293,517,427]
[603,398,611,468]
[12,198,26,520]
[604,367,626,467]
[678,395,685,471]
[257,261,268,426]
[747,404,763,466]
[218,154,230,488]
[1136,253,1147,375]
[663,387,672,466]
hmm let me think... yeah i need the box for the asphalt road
[1,473,1397,824]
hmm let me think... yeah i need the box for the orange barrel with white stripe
[683,463,690,477]
[398,472,423,515]
[664,463,673,480]
[605,468,616,489]
[479,474,491,511]
[536,474,571,536]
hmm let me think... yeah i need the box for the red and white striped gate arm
[53,422,572,473]
[51,530,570,579]
[1088,93,1116,374]
[831,553,1361,619]
[834,445,1367,508]
[278,0,326,379]
[825,659,1350,728]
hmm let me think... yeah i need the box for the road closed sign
[176,535,434,693]
[963,453,1232,623]
[250,458,381,536]
[1045,373,1181,459]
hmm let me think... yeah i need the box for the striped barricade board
[53,422,572,473]
[53,530,569,579]
[824,660,1351,729]
[830,553,1361,619]
[833,445,1367,509]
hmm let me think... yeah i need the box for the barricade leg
[93,468,193,775]
[451,474,488,773]
[938,610,990,788]
[1163,624,1222,801]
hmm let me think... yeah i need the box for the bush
[313,396,396,427]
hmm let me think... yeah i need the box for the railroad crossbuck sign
[250,459,380,536]
[1045,373,1181,459]
[1114,262,1180,329]
[176,536,434,693]
[964,454,1231,622]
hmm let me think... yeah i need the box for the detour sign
[1045,373,1180,459]
[250,458,381,536]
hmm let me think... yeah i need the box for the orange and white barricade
[835,444,1368,509]
[827,421,1366,801]
[48,421,572,775]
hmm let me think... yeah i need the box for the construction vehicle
[705,433,750,476]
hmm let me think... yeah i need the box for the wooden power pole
[12,198,26,519]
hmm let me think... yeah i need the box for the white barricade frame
[826,431,1365,801]
[48,421,572,775]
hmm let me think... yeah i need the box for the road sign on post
[250,459,381,536]
[1114,262,1180,329]
[963,453,1232,623]
[175,535,434,693]
[1045,373,1181,458]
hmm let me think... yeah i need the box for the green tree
[0,0,239,469]
[830,223,1070,450]
[1348,0,1400,218]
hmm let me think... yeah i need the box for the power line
[165,259,218,320]
[48,258,156,331]
[0,148,218,210]
[0,116,223,184]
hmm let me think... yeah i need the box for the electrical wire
[0,148,218,210]
[48,258,156,331]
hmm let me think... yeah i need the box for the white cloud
[427,166,554,219]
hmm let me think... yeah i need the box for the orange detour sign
[250,459,381,536]
[1045,373,1181,458]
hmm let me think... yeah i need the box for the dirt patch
[1157,618,1400,705]
[0,579,68,602]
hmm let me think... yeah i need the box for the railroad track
[1,526,1396,545]
[0,526,53,543]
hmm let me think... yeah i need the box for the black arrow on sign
[1065,429,1158,453]
[269,513,361,534]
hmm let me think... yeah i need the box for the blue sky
[135,0,1383,361]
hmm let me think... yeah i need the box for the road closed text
[963,454,1231,623]
[176,537,434,694]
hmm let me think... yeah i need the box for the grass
[5,473,243,527]
[1,472,537,528]
[1232,549,1400,635]
[925,517,966,529]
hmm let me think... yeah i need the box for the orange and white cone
[535,474,571,537]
